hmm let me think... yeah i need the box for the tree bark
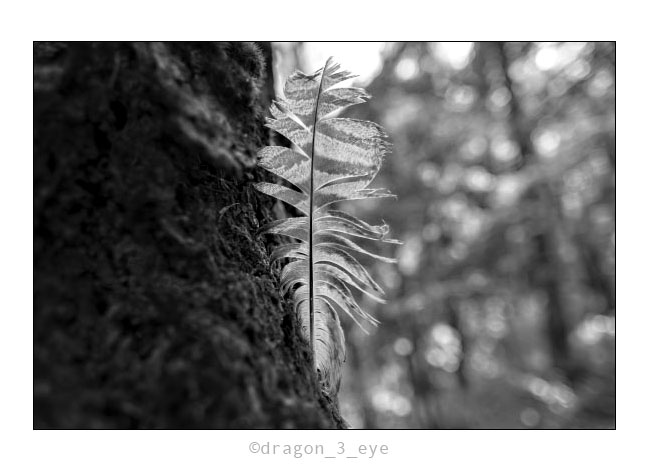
[33,41,344,429]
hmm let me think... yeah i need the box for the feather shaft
[308,61,326,372]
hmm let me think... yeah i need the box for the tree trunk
[33,41,344,429]
[491,42,572,373]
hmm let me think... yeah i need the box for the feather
[254,57,400,394]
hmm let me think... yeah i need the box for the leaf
[253,57,400,395]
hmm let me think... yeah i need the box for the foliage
[277,42,615,428]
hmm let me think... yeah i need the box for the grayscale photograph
[33,41,615,430]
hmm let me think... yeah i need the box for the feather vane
[254,58,399,394]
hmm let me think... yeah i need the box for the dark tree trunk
[491,42,572,374]
[33,41,344,429]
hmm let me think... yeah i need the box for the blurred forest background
[273,42,615,429]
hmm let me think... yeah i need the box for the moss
[33,42,344,429]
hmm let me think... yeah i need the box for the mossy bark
[34,41,344,429]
